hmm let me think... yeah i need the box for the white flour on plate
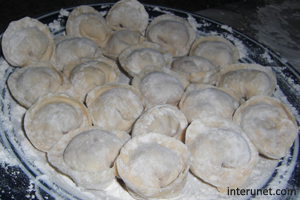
[0,5,299,200]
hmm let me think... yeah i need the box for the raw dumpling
[103,29,145,60]
[63,57,120,102]
[217,64,277,100]
[52,36,102,71]
[171,55,219,84]
[66,5,112,47]
[106,0,149,33]
[189,35,239,68]
[7,61,68,108]
[185,116,259,193]
[179,84,240,123]
[47,126,128,190]
[2,17,54,67]
[146,14,196,57]
[132,66,189,108]
[24,93,92,152]
[118,42,173,77]
[233,96,299,159]
[132,104,188,141]
[116,132,190,199]
[86,83,145,132]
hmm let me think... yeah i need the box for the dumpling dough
[103,29,145,60]
[47,126,129,190]
[132,66,189,108]
[52,36,102,71]
[171,55,220,84]
[189,35,239,68]
[63,57,120,102]
[2,17,54,67]
[7,61,68,108]
[179,84,240,123]
[106,0,149,33]
[116,132,190,199]
[146,14,196,57]
[24,93,92,152]
[233,96,299,159]
[132,104,188,141]
[118,42,173,77]
[86,83,145,132]
[217,64,277,100]
[66,5,112,47]
[185,116,259,193]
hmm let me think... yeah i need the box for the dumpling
[179,84,240,123]
[24,93,92,152]
[132,104,188,141]
[118,42,173,77]
[171,55,219,84]
[233,96,298,159]
[7,61,69,108]
[103,29,145,60]
[106,0,149,34]
[2,17,54,67]
[217,63,277,100]
[132,66,189,108]
[86,83,145,132]
[66,5,112,47]
[116,132,190,199]
[146,14,196,57]
[63,57,120,102]
[185,116,259,193]
[47,126,129,190]
[52,36,102,71]
[189,35,239,68]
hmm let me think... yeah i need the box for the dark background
[0,0,268,34]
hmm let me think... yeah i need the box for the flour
[0,4,299,200]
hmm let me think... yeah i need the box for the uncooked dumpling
[7,61,68,108]
[146,14,196,57]
[179,84,240,123]
[66,5,112,47]
[189,35,239,68]
[24,93,92,152]
[217,63,277,100]
[116,132,190,199]
[171,55,219,84]
[103,29,145,60]
[132,66,189,108]
[132,104,188,141]
[47,126,128,190]
[86,83,145,132]
[106,0,149,34]
[2,17,54,67]
[233,96,298,159]
[63,57,120,102]
[185,116,259,193]
[52,36,102,71]
[118,42,173,77]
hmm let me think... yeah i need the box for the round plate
[0,3,299,200]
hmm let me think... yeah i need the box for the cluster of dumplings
[2,0,299,199]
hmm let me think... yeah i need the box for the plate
[0,3,299,200]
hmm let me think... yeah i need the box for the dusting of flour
[0,5,299,200]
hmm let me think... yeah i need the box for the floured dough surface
[180,84,239,122]
[116,132,190,199]
[63,129,123,172]
[132,104,187,140]
[234,96,298,159]
[2,17,54,67]
[87,84,144,132]
[106,0,149,33]
[186,116,259,193]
